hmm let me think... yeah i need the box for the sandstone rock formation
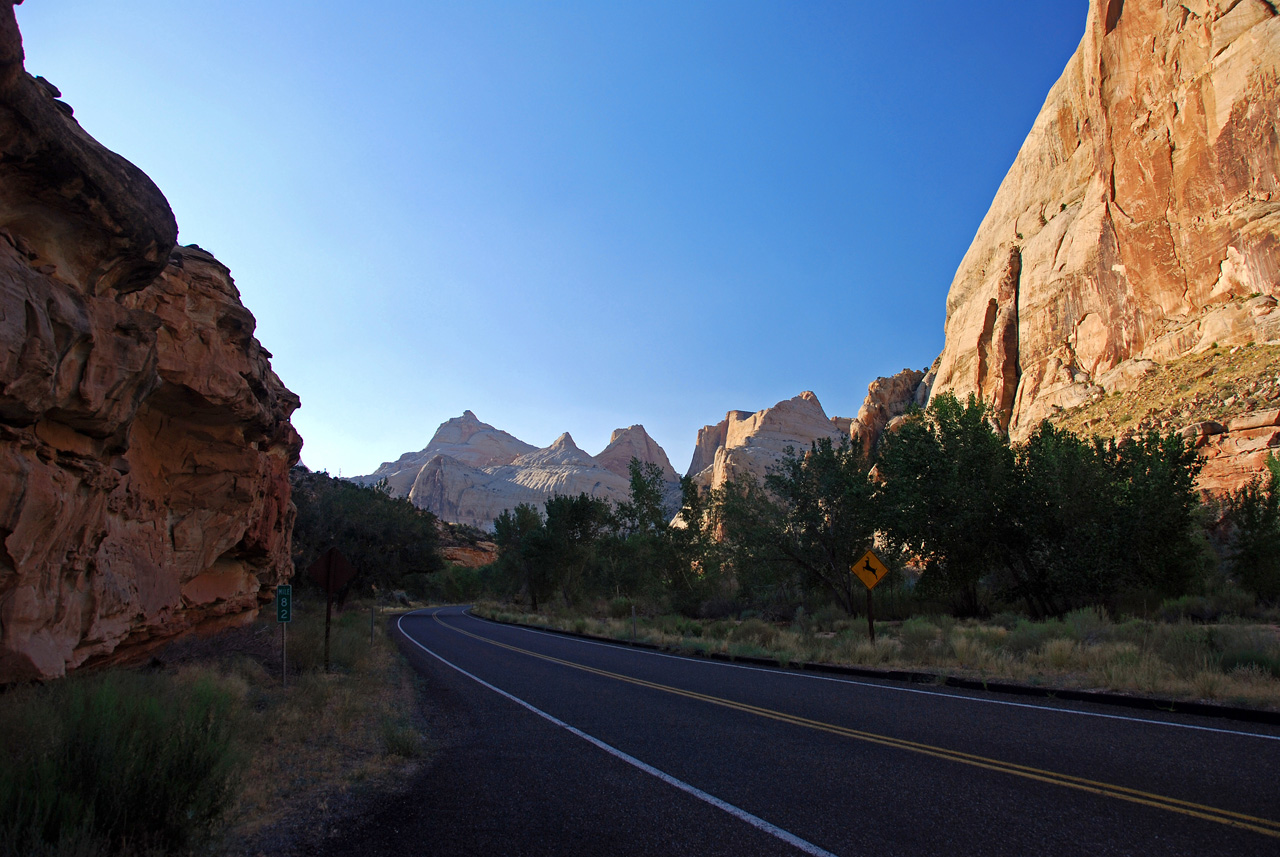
[441,544,499,568]
[0,6,300,681]
[848,369,928,456]
[930,0,1280,445]
[360,415,678,529]
[686,392,850,490]
[1189,409,1280,493]
[595,425,679,483]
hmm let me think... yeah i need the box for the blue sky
[18,1,1088,476]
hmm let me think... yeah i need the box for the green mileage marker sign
[276,584,292,687]
[276,584,293,623]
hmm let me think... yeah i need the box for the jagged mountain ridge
[356,414,680,529]
[370,380,937,531]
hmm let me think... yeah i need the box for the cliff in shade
[0,7,301,681]
[358,414,678,529]
[927,0,1280,493]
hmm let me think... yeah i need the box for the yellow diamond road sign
[852,550,889,590]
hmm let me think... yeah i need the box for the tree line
[490,393,1280,620]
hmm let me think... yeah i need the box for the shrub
[703,620,735,640]
[730,618,780,648]
[1220,648,1280,678]
[810,604,848,631]
[0,670,240,856]
[898,617,938,659]
[608,597,635,619]
[1002,620,1058,655]
[1158,595,1220,623]
[378,718,424,758]
[1063,607,1109,643]
[696,597,738,620]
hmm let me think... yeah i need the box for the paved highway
[322,605,1280,856]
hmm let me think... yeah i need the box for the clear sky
[17,1,1088,477]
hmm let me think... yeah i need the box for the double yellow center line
[432,611,1280,839]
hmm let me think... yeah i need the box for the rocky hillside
[357,413,679,529]
[0,8,300,681]
[922,0,1280,493]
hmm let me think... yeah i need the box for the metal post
[370,605,376,645]
[324,593,333,673]
[866,587,876,644]
[324,556,333,673]
[282,621,287,689]
[632,603,637,644]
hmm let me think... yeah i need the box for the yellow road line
[427,609,1280,839]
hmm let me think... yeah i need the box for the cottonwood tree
[1005,422,1124,616]
[493,503,547,610]
[290,466,443,595]
[1224,455,1280,601]
[874,393,1016,616]
[763,436,878,615]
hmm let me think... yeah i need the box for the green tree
[1110,429,1204,596]
[605,460,676,597]
[1223,455,1280,601]
[763,436,878,614]
[874,393,1015,615]
[493,503,546,610]
[613,459,671,537]
[710,473,794,610]
[290,466,443,593]
[1008,422,1123,616]
[535,493,612,605]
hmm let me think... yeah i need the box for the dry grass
[216,599,427,847]
[0,597,427,856]
[473,602,1280,711]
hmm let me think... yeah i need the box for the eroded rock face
[687,392,849,490]
[595,425,679,483]
[931,0,1280,441]
[362,415,679,529]
[0,7,300,681]
[848,369,928,456]
[1186,408,1280,494]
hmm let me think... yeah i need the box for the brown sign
[308,547,357,594]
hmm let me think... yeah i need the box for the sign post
[851,549,889,643]
[307,548,357,673]
[276,584,292,687]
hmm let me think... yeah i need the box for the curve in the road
[397,609,841,857]
[415,608,1280,842]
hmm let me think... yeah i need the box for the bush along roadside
[0,596,428,857]
[471,601,1280,715]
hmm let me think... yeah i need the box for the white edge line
[461,607,1280,743]
[397,609,841,857]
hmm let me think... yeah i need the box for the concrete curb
[471,611,1280,727]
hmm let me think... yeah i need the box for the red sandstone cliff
[0,5,300,681]
[931,0,1280,437]
[922,0,1280,494]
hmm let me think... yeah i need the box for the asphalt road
[319,605,1280,856]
